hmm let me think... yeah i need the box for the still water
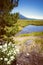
[19,25,43,34]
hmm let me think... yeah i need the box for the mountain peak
[19,14,27,19]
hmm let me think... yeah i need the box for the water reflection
[19,25,43,34]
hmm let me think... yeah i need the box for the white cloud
[26,15,43,19]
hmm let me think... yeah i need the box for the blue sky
[11,0,43,19]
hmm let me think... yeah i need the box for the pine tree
[0,0,19,43]
[0,0,19,65]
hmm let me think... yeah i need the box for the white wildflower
[0,58,3,60]
[3,43,7,48]
[14,50,16,54]
[16,49,19,54]
[2,48,7,52]
[0,46,2,49]
[10,56,14,61]
[8,42,12,46]
[7,60,11,64]
[4,58,8,61]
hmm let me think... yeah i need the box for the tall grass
[18,32,43,37]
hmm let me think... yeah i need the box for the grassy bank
[14,32,43,45]
[18,19,43,26]
[18,32,43,37]
[16,19,43,31]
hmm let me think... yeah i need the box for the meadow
[17,19,43,31]
[15,19,43,53]
[15,19,43,45]
[15,19,43,65]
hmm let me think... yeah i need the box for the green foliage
[0,0,19,40]
[0,12,19,65]
[0,13,19,40]
[0,0,19,65]
[3,13,19,26]
[0,0,19,13]
[4,13,19,36]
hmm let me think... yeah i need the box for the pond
[18,25,43,34]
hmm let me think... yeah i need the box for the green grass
[17,19,43,26]
[18,32,43,37]
[16,19,43,31]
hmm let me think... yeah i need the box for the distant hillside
[19,14,27,19]
[19,14,36,20]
